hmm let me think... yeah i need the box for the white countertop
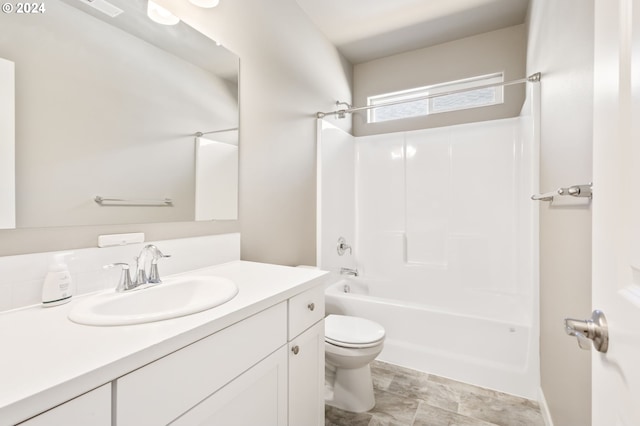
[0,260,327,425]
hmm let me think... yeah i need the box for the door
[592,0,640,424]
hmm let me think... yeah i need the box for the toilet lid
[325,314,385,348]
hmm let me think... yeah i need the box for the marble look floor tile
[325,404,373,426]
[384,371,460,414]
[371,364,396,391]
[326,361,543,426]
[371,360,417,376]
[420,380,461,413]
[428,375,503,400]
[368,415,414,426]
[427,374,538,408]
[457,392,544,426]
[386,367,431,399]
[369,389,420,425]
[413,402,497,426]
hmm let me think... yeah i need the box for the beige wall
[353,24,526,137]
[527,0,594,425]
[0,0,352,263]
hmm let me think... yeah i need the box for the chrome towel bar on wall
[94,196,174,207]
[531,183,593,202]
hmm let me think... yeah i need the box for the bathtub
[325,277,538,399]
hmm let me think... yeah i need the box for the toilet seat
[326,336,384,349]
[325,314,385,349]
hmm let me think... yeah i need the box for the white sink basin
[68,276,238,326]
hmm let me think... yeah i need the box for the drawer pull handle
[307,303,315,311]
[292,345,300,355]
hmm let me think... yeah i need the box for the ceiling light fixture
[147,0,180,25]
[189,0,220,8]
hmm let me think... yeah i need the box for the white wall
[353,25,527,136]
[526,0,594,425]
[316,120,356,272]
[0,0,352,262]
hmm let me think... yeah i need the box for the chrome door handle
[564,310,608,353]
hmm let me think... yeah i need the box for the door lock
[564,310,608,353]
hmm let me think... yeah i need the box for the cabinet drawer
[116,302,287,426]
[288,285,324,339]
[20,384,111,426]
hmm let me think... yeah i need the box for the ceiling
[294,0,530,64]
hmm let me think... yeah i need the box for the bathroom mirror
[0,0,239,229]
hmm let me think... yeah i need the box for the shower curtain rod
[194,127,238,137]
[316,72,541,119]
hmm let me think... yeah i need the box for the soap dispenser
[41,253,73,307]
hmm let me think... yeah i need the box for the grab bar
[94,196,173,207]
[531,183,592,202]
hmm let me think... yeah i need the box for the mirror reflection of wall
[0,0,239,229]
[195,129,238,221]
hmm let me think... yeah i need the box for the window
[367,73,504,123]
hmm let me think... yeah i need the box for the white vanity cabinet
[2,262,328,426]
[287,285,325,426]
[116,303,288,425]
[19,384,111,426]
[115,283,326,426]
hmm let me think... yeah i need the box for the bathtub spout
[340,267,359,277]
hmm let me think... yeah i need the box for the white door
[592,0,640,424]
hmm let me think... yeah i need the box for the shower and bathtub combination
[316,84,540,400]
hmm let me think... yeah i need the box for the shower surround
[317,101,539,398]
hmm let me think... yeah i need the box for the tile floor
[325,361,545,426]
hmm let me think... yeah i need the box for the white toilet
[324,314,386,413]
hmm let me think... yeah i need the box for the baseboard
[538,387,554,426]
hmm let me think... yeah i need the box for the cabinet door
[289,320,324,426]
[117,303,287,425]
[19,384,110,426]
[171,346,288,426]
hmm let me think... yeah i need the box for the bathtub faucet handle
[337,237,352,256]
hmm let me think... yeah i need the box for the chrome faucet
[136,244,171,285]
[104,245,171,292]
[340,267,359,277]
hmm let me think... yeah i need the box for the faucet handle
[104,262,134,292]
[148,251,171,284]
[337,237,352,256]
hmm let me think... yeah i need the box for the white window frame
[367,72,505,123]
